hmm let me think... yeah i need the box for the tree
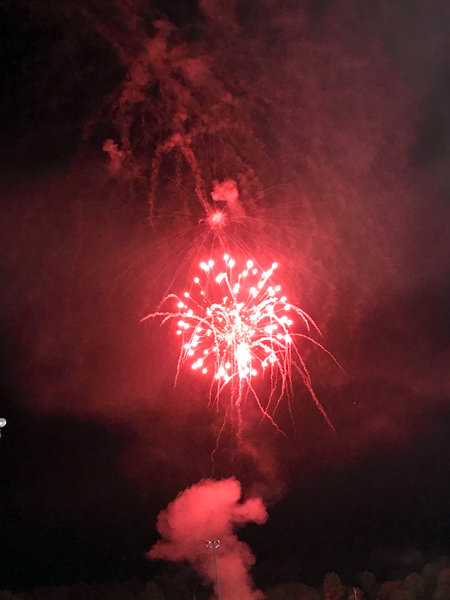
[435,568,450,600]
[138,581,166,600]
[266,582,320,600]
[423,558,450,598]
[323,573,347,600]
[359,571,379,600]
[404,573,425,600]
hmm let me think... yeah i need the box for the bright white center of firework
[236,342,251,376]
[211,211,224,224]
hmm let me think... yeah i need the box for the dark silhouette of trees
[4,557,450,600]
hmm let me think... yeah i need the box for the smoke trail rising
[149,478,267,600]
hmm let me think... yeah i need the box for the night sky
[1,0,450,593]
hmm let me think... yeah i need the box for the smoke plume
[148,478,268,600]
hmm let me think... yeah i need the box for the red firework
[142,254,335,429]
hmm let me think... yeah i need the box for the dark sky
[1,0,450,593]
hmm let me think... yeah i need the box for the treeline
[2,557,450,600]
[268,557,450,600]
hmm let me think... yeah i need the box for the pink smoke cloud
[148,478,268,600]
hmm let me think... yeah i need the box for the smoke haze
[1,0,450,588]
[149,478,268,600]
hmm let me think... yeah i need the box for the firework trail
[141,253,337,431]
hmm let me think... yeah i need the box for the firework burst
[141,254,335,430]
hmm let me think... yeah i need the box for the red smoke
[149,478,268,600]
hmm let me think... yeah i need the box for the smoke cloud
[148,478,268,600]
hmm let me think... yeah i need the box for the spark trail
[141,255,335,430]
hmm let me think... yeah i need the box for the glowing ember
[207,210,227,230]
[142,255,335,428]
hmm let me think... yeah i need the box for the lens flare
[142,255,335,429]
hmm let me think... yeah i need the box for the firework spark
[142,255,335,429]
